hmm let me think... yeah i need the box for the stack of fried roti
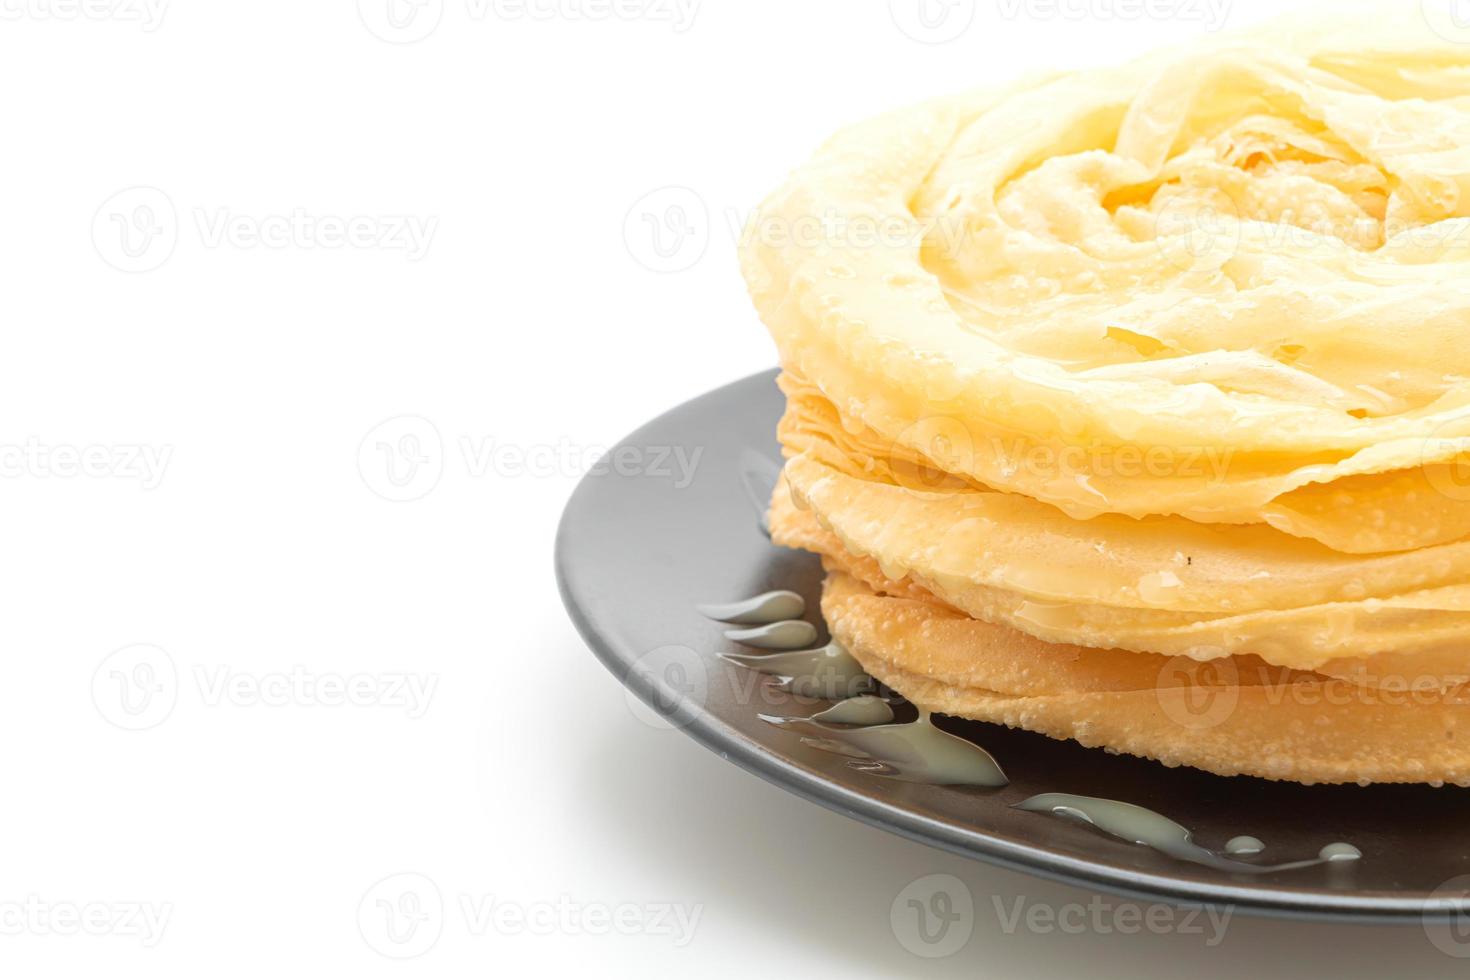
[742,21,1470,784]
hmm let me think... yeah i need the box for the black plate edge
[555,370,1461,925]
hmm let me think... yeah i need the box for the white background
[2,0,1466,975]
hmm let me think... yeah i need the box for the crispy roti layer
[778,446,1470,685]
[772,487,1470,785]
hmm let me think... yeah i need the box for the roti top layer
[742,20,1470,547]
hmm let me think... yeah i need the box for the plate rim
[556,369,1465,925]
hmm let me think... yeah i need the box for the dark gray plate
[555,369,1470,923]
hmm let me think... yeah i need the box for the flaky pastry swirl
[742,22,1470,552]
